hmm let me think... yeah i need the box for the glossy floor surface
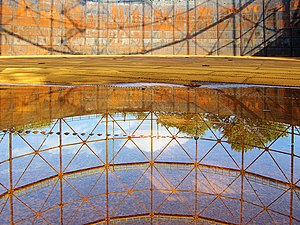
[0,84,299,224]
[0,56,300,87]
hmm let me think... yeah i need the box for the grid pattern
[0,85,299,224]
[0,112,299,224]
[0,0,299,56]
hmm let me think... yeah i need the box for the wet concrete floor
[0,55,300,87]
[0,84,299,224]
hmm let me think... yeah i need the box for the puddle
[107,82,300,89]
[106,82,187,88]
[0,84,299,224]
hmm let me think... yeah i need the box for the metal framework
[0,110,299,224]
[0,85,299,129]
[0,85,299,224]
[0,0,299,56]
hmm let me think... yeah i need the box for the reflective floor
[0,84,299,224]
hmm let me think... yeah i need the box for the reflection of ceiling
[0,110,299,224]
[0,85,299,129]
[2,163,299,224]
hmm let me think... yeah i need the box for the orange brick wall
[0,0,299,56]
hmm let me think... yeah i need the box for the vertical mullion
[142,0,145,53]
[172,0,175,54]
[194,0,197,55]
[105,114,109,224]
[240,139,245,225]
[262,0,266,56]
[150,111,154,223]
[290,125,294,224]
[186,0,190,55]
[50,0,54,54]
[129,0,131,54]
[84,0,87,54]
[194,135,198,224]
[216,0,219,55]
[106,0,109,54]
[97,0,100,54]
[9,132,14,225]
[239,0,243,55]
[0,0,2,55]
[59,119,63,225]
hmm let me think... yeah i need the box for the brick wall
[0,0,299,56]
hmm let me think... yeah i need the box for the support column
[150,112,154,223]
[84,0,87,54]
[142,0,145,53]
[194,136,198,224]
[128,1,131,54]
[0,0,3,56]
[239,0,243,55]
[50,0,54,54]
[290,125,294,224]
[97,0,100,54]
[59,119,63,225]
[262,0,267,56]
[60,1,64,53]
[240,149,245,224]
[105,114,109,224]
[216,0,220,55]
[11,0,16,55]
[150,0,153,55]
[194,0,197,55]
[232,0,237,55]
[106,0,109,54]
[172,0,175,55]
[9,132,14,225]
[186,0,190,55]
[240,122,245,224]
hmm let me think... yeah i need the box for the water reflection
[0,85,299,224]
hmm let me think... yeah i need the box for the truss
[0,110,299,224]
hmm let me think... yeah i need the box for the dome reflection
[0,85,299,224]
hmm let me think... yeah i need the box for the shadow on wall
[0,0,299,56]
[254,0,300,56]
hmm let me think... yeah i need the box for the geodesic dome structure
[0,85,299,224]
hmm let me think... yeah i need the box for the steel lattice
[0,85,299,224]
